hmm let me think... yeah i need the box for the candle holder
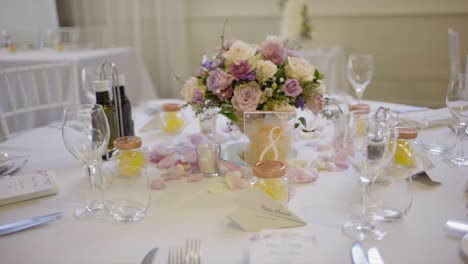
[196,142,221,177]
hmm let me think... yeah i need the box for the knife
[141,247,158,264]
[0,212,64,236]
[445,220,468,237]
[351,242,369,264]
[368,247,384,264]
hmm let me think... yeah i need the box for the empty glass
[446,73,468,166]
[347,54,374,103]
[104,165,150,222]
[342,109,397,241]
[62,104,110,219]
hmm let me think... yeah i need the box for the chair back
[0,62,78,141]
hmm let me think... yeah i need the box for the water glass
[419,117,457,156]
[196,142,221,177]
[347,54,374,103]
[104,165,151,222]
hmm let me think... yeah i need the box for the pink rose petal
[150,179,166,190]
[157,153,180,169]
[187,173,203,182]
[164,173,183,181]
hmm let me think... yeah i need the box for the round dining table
[0,99,467,264]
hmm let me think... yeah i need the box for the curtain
[57,0,190,98]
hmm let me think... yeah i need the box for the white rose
[256,60,278,82]
[181,77,204,102]
[316,83,326,95]
[222,40,257,65]
[285,56,315,81]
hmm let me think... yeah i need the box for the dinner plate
[461,233,468,256]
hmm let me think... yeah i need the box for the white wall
[0,0,58,42]
[185,0,468,107]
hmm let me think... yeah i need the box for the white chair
[0,62,78,141]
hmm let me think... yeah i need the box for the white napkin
[398,108,454,127]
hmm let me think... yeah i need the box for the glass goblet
[62,104,110,219]
[342,111,397,241]
[446,73,468,166]
[347,54,374,103]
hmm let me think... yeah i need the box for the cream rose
[180,77,205,103]
[315,83,326,96]
[256,60,278,82]
[285,56,315,81]
[223,40,257,65]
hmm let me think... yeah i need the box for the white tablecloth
[0,47,157,103]
[0,100,467,263]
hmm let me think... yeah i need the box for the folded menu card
[398,108,454,127]
[229,188,306,232]
[249,230,321,264]
[0,171,59,206]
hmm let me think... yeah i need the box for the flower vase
[241,111,296,166]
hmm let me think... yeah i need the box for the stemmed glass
[62,104,110,219]
[347,54,374,103]
[446,73,468,166]
[342,109,397,241]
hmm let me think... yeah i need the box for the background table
[0,100,467,263]
[0,47,158,103]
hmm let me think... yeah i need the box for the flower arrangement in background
[180,35,325,122]
[279,0,315,41]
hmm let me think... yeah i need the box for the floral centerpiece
[180,35,326,122]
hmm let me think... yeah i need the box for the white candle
[196,143,220,176]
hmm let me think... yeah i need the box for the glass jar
[160,103,185,135]
[114,136,146,176]
[251,160,289,204]
[393,127,419,168]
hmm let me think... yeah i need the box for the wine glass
[62,104,110,219]
[347,54,374,103]
[342,110,397,241]
[446,73,468,166]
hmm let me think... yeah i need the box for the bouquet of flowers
[180,35,326,121]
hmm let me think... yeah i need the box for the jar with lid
[251,160,289,204]
[393,127,419,168]
[160,103,185,135]
[114,136,146,176]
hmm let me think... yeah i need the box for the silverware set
[168,239,202,264]
[0,154,29,177]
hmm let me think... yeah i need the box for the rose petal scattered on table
[225,171,249,190]
[208,182,229,194]
[187,173,203,182]
[150,179,166,190]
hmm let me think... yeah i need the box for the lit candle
[196,143,220,177]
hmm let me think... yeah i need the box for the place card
[0,171,59,206]
[249,230,321,263]
[228,188,306,232]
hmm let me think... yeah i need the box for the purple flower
[231,60,256,81]
[192,88,205,103]
[286,50,303,58]
[206,68,234,92]
[261,37,285,65]
[283,79,303,97]
[296,97,305,110]
[216,87,234,101]
[201,60,212,69]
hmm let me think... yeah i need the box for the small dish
[461,233,468,256]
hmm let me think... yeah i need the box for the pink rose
[283,79,303,97]
[231,82,262,112]
[306,94,323,114]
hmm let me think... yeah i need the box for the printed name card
[228,188,306,232]
[249,231,321,264]
[0,171,59,206]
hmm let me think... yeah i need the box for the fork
[168,245,183,264]
[185,240,201,264]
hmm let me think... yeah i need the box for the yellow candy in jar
[115,136,146,176]
[252,160,289,204]
[393,127,418,167]
[161,103,184,134]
